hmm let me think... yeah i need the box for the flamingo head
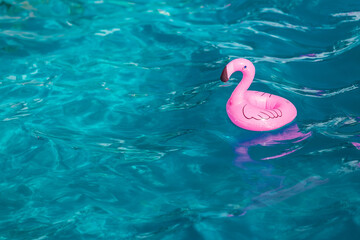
[220,58,255,82]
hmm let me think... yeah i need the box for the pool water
[1,0,360,239]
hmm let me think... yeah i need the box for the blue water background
[1,0,360,239]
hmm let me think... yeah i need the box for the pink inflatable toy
[220,58,297,131]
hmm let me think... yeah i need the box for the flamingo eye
[244,66,247,69]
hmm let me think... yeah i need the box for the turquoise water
[1,0,360,239]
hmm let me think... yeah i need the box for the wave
[304,116,360,140]
[257,78,360,98]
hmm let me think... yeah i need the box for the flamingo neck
[232,71,254,96]
[225,59,255,99]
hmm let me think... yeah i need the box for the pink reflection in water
[301,53,317,57]
[262,148,298,160]
[352,142,360,150]
[353,143,360,167]
[234,124,312,167]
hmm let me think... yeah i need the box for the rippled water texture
[1,0,360,239]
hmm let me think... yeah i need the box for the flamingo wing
[242,104,282,121]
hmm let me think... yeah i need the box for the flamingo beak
[220,67,229,82]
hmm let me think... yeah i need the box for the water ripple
[257,78,360,98]
[304,116,360,140]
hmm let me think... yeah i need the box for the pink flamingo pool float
[220,58,297,131]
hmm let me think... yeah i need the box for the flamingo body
[221,58,297,131]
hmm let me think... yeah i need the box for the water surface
[1,0,360,239]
